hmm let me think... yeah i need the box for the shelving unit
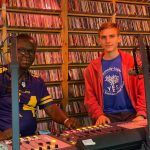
[67,0,150,127]
[67,0,115,126]
[115,0,150,43]
[1,0,66,132]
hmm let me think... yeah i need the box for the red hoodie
[84,50,146,121]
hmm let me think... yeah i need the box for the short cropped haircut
[17,34,37,51]
[99,22,120,35]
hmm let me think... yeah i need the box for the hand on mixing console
[132,115,145,122]
[64,118,81,129]
[0,128,12,141]
[95,115,111,126]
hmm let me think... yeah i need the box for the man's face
[99,28,121,53]
[17,39,35,70]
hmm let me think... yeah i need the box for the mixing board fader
[0,134,73,150]
[0,120,147,150]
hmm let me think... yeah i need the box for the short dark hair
[17,33,37,50]
[99,22,120,35]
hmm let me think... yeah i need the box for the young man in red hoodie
[84,22,146,125]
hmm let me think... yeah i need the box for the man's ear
[97,37,102,46]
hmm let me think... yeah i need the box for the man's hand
[64,118,81,129]
[132,115,145,122]
[0,128,12,141]
[95,115,111,126]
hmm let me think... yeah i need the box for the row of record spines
[6,0,61,10]
[66,101,87,115]
[8,12,150,31]
[69,51,143,64]
[32,51,101,65]
[9,33,62,47]
[0,49,133,65]
[6,0,150,17]
[68,68,85,81]
[37,101,87,119]
[69,51,102,64]
[33,52,63,65]
[5,32,150,48]
[29,70,85,98]
[0,50,145,68]
[7,13,62,29]
[69,34,150,47]
[29,33,62,47]
[68,17,109,30]
[6,32,149,48]
[0,52,97,65]
[116,3,150,17]
[68,0,114,15]
[68,0,149,17]
[69,17,150,32]
[36,116,93,132]
[69,84,85,98]
[29,69,63,82]
[47,86,63,100]
[117,19,150,32]
[4,8,149,31]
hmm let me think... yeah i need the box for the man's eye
[18,48,35,55]
[101,36,106,40]
[20,51,25,55]
[110,35,115,38]
[18,48,25,52]
[21,49,26,53]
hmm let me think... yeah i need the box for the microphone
[0,39,6,66]
[128,67,143,75]
[132,47,139,74]
[128,47,143,76]
[146,45,150,65]
[0,34,17,66]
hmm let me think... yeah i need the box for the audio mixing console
[0,134,75,150]
[0,119,147,150]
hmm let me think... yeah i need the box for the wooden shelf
[69,46,148,52]
[120,31,150,35]
[37,47,61,51]
[68,80,84,84]
[45,81,62,86]
[116,0,150,5]
[7,8,61,15]
[69,47,102,51]
[116,15,150,20]
[68,12,112,18]
[69,30,150,35]
[30,64,61,69]
[69,46,100,49]
[69,64,88,67]
[7,27,62,33]
[69,96,84,101]
[68,30,98,34]
[86,0,112,2]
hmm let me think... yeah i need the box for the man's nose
[106,37,111,43]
